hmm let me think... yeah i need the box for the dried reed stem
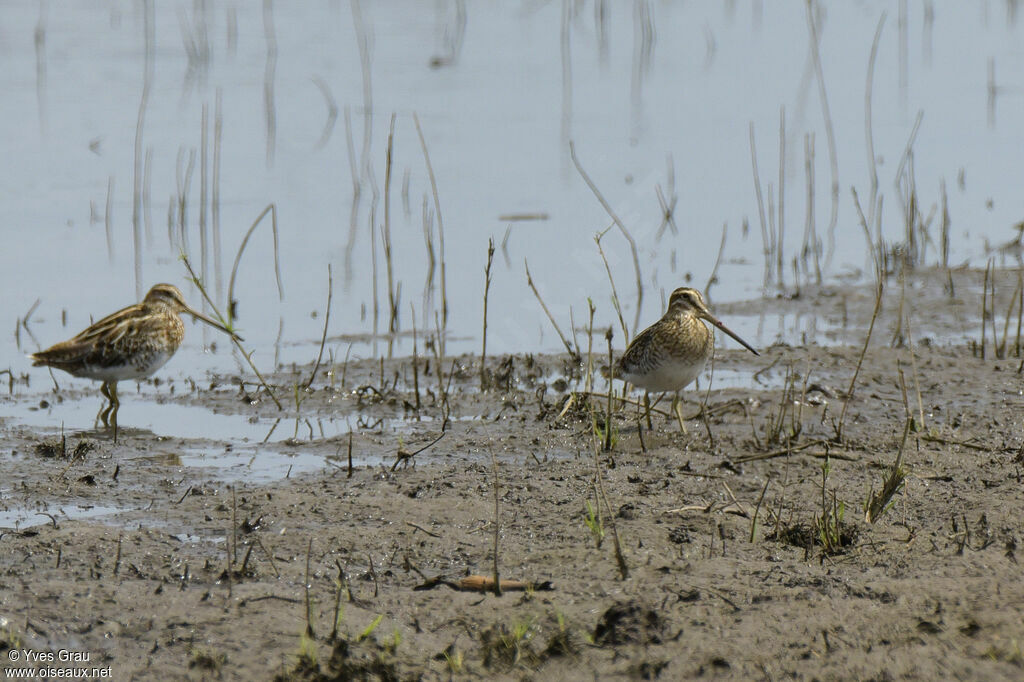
[481,238,495,391]
[836,281,883,440]
[524,259,578,360]
[569,141,644,335]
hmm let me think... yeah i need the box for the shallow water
[3,2,1023,491]
[3,1,1023,375]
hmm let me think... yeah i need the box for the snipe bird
[31,283,237,440]
[614,287,758,426]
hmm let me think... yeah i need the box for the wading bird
[31,283,238,440]
[614,286,759,429]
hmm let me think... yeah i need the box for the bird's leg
[98,382,113,427]
[672,393,688,434]
[634,394,645,448]
[109,382,120,443]
[642,392,653,431]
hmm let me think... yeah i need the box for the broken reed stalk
[420,196,437,317]
[569,140,644,335]
[904,315,926,429]
[595,227,629,343]
[805,0,840,269]
[182,253,282,410]
[383,112,398,355]
[585,298,596,394]
[851,188,881,285]
[480,238,495,391]
[200,103,209,318]
[490,449,502,597]
[999,272,1022,359]
[213,88,224,299]
[304,537,314,638]
[1015,270,1023,358]
[262,0,277,165]
[704,223,729,302]
[988,260,999,358]
[981,260,990,359]
[304,264,333,390]
[700,349,716,448]
[802,132,821,284]
[604,327,614,451]
[776,107,785,289]
[749,478,771,543]
[864,13,886,235]
[835,280,883,441]
[105,176,116,263]
[524,259,578,360]
[368,181,380,357]
[410,303,421,410]
[432,311,450,423]
[592,440,628,580]
[227,203,284,325]
[413,113,449,351]
[940,179,953,296]
[749,122,772,287]
[132,0,154,301]
[864,366,909,524]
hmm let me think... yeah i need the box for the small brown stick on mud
[304,264,333,390]
[412,575,553,592]
[458,576,552,592]
[569,140,644,335]
[183,253,282,410]
[406,521,441,538]
[524,259,578,361]
[835,281,883,442]
[480,238,495,391]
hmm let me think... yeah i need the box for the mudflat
[2,270,1023,680]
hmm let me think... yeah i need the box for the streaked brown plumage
[31,283,237,439]
[615,287,758,393]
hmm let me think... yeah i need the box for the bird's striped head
[666,287,710,317]
[666,286,759,356]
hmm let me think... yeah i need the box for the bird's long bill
[186,306,243,342]
[703,313,759,356]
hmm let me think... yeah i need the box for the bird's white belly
[78,351,175,382]
[621,357,706,393]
